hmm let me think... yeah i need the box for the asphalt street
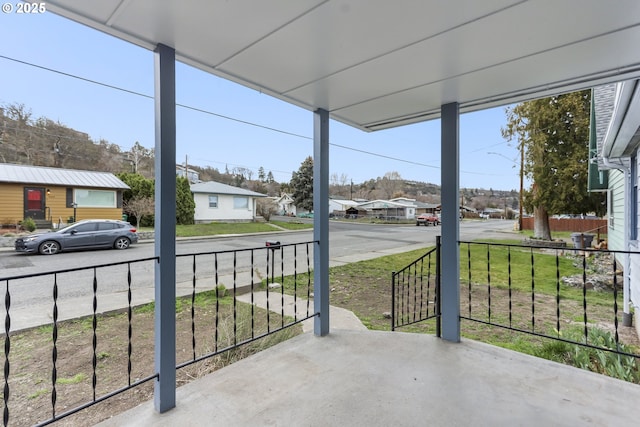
[0,219,519,331]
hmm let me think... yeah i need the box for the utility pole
[350,179,353,199]
[519,141,524,231]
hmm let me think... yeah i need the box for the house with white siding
[273,193,296,216]
[592,81,640,335]
[190,181,266,223]
[390,197,439,215]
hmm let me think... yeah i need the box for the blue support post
[153,43,177,412]
[440,102,461,342]
[313,108,330,336]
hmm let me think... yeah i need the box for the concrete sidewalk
[235,291,367,333]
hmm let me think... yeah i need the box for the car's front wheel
[39,241,60,255]
[114,237,131,250]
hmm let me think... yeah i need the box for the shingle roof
[593,84,617,167]
[0,163,130,189]
[190,181,267,197]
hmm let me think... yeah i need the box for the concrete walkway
[235,291,367,333]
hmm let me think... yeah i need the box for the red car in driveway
[416,213,440,226]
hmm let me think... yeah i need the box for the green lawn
[139,220,313,237]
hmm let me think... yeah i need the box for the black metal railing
[174,241,318,372]
[391,236,440,334]
[1,257,159,427]
[0,240,318,426]
[459,240,639,362]
[391,238,638,369]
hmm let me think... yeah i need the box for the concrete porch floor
[98,328,639,427]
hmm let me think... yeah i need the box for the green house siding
[608,169,625,254]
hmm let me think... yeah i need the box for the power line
[0,53,513,179]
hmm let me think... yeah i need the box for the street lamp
[487,151,524,231]
[72,202,77,223]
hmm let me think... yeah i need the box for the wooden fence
[521,217,607,234]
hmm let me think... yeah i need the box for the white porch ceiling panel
[43,0,640,131]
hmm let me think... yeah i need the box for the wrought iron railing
[459,240,639,362]
[174,241,317,372]
[391,238,639,369]
[1,257,159,427]
[391,236,440,334]
[0,240,318,426]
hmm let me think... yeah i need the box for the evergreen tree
[502,90,605,239]
[176,176,195,225]
[290,156,314,211]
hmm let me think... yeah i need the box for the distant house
[274,193,296,216]
[329,198,359,216]
[176,164,200,183]
[356,199,415,219]
[390,197,439,215]
[191,181,267,223]
[0,163,129,227]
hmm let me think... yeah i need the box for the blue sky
[0,11,521,190]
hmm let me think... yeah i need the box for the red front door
[24,187,45,220]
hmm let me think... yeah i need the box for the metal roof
[44,0,640,132]
[190,181,267,197]
[0,163,130,189]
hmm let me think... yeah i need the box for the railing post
[440,102,461,342]
[313,108,330,336]
[391,272,396,331]
[436,235,441,338]
[153,43,176,413]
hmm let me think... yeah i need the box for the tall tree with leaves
[117,172,154,203]
[502,90,605,239]
[290,156,314,212]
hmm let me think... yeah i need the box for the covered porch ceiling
[44,0,640,131]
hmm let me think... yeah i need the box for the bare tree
[128,141,153,175]
[256,198,278,221]
[5,102,32,133]
[123,196,155,227]
[377,171,403,199]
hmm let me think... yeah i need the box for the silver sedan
[14,219,139,255]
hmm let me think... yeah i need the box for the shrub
[256,198,278,221]
[22,217,36,232]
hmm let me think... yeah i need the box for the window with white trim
[208,195,218,208]
[234,196,249,209]
[75,189,116,207]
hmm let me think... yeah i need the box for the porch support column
[313,108,330,336]
[440,102,461,342]
[153,43,176,412]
